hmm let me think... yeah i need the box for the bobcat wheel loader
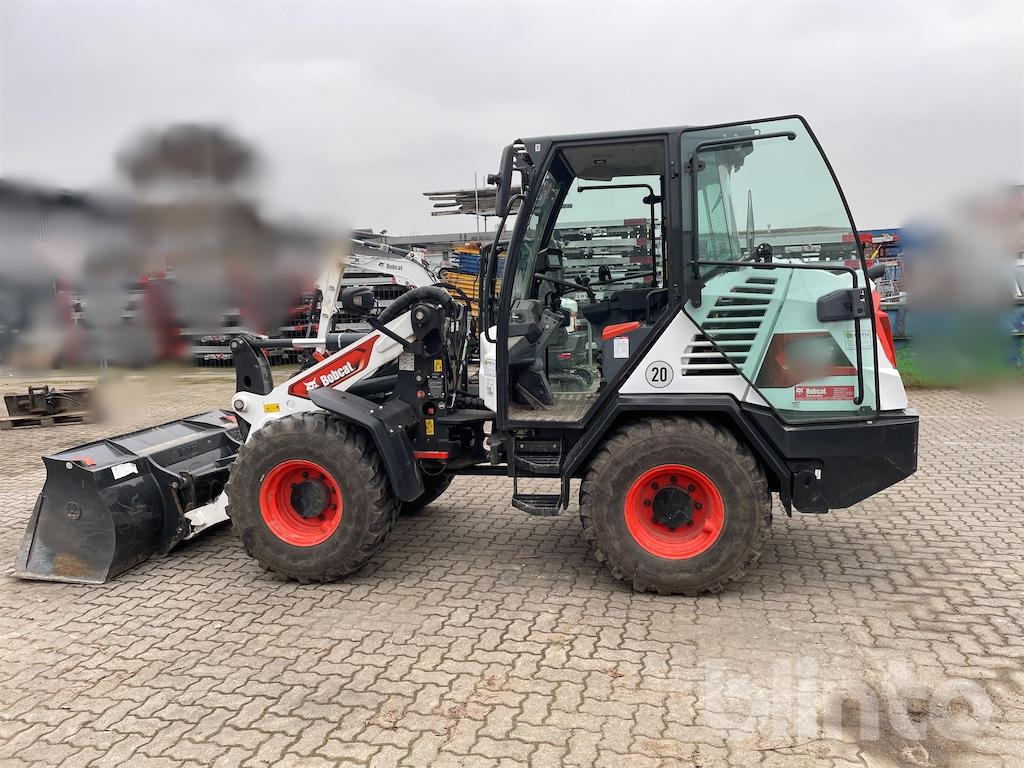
[16,116,918,595]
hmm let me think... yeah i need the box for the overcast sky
[1,0,1021,236]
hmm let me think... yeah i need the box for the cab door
[494,137,672,426]
[678,116,886,422]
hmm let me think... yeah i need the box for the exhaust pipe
[14,410,240,584]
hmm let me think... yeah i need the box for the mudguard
[308,388,424,501]
[14,410,240,584]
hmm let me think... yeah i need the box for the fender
[309,388,424,502]
[563,393,794,512]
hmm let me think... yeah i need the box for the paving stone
[0,383,1020,767]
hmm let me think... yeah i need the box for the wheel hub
[623,464,725,560]
[651,485,693,530]
[290,478,331,519]
[259,459,343,547]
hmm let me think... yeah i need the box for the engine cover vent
[683,275,778,375]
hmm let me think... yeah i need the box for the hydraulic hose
[377,285,454,324]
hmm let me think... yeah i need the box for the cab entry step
[514,454,560,474]
[511,494,561,516]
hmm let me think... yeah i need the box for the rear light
[872,292,897,366]
[558,352,572,360]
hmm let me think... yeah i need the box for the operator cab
[501,139,670,422]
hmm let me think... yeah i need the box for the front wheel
[579,417,771,595]
[226,413,399,582]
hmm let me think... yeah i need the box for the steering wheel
[533,272,596,302]
[595,270,652,286]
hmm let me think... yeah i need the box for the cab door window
[504,140,667,421]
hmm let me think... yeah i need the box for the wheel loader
[15,115,918,594]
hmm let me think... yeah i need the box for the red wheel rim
[623,464,724,559]
[259,459,342,546]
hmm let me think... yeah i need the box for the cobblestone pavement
[0,377,1022,767]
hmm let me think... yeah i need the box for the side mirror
[493,144,515,216]
[340,285,375,316]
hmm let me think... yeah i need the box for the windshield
[510,170,562,301]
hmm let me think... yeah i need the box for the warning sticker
[794,385,855,401]
[482,358,496,399]
[843,329,873,352]
[111,462,138,480]
[613,336,629,359]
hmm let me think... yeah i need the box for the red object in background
[141,274,186,361]
[842,232,900,244]
[842,232,875,244]
[53,280,85,366]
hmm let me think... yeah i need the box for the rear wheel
[400,471,453,516]
[579,416,771,595]
[226,412,399,582]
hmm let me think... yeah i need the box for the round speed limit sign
[645,361,673,388]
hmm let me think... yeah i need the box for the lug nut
[695,502,702,510]
[651,482,659,490]
[644,499,652,507]
[687,484,695,492]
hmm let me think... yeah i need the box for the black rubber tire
[579,416,771,596]
[226,412,399,582]
[400,471,454,517]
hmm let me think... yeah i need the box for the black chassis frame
[482,115,919,514]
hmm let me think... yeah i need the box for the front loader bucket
[15,410,240,584]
